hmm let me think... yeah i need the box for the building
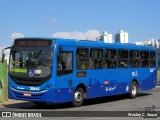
[135,42,144,46]
[136,38,160,48]
[98,31,113,43]
[115,30,128,43]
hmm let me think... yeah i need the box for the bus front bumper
[8,86,74,103]
[8,86,56,103]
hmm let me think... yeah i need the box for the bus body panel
[7,38,158,104]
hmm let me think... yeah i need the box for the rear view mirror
[1,46,11,63]
[2,53,5,63]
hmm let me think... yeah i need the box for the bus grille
[10,75,51,86]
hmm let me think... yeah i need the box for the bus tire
[129,81,138,99]
[33,102,46,106]
[73,87,84,107]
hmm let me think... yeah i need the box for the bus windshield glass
[9,48,53,78]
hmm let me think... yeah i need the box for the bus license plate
[23,92,31,96]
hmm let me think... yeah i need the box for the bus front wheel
[73,87,84,107]
[129,81,138,99]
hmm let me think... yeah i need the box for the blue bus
[2,38,158,107]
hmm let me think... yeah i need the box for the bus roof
[54,38,157,51]
[14,37,157,51]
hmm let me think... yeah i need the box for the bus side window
[90,49,103,69]
[104,49,116,68]
[150,51,156,68]
[76,48,89,70]
[130,50,139,68]
[140,51,149,68]
[118,50,128,68]
[57,51,73,76]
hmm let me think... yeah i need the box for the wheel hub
[74,91,82,102]
[131,85,136,96]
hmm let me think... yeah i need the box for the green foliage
[0,60,8,103]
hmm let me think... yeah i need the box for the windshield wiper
[34,50,42,58]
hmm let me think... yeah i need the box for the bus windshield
[9,49,53,78]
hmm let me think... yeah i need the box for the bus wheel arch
[129,79,138,99]
[132,79,138,87]
[73,83,87,107]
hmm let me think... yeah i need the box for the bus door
[75,48,90,95]
[55,46,74,102]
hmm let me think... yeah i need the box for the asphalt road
[0,87,160,120]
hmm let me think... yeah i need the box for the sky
[0,0,160,49]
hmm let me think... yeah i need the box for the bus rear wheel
[73,87,84,107]
[129,81,138,99]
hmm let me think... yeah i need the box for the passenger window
[118,50,128,68]
[150,51,156,68]
[104,49,117,68]
[76,48,89,70]
[57,51,73,75]
[90,49,103,69]
[130,50,139,68]
[140,51,149,67]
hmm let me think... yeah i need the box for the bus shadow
[4,92,151,110]
[84,92,151,106]
[4,101,73,110]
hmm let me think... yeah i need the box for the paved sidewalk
[0,99,25,106]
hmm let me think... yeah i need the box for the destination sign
[14,39,53,47]
[11,68,27,74]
